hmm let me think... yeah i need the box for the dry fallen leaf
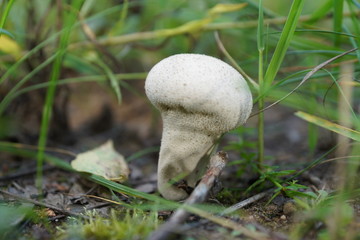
[71,140,130,182]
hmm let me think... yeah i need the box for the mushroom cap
[145,53,252,134]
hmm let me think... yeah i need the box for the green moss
[57,209,160,240]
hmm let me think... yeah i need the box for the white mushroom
[145,53,252,200]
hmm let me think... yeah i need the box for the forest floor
[1,81,359,240]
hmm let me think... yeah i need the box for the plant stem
[36,0,84,192]
[0,0,15,34]
[257,0,265,167]
[258,50,265,166]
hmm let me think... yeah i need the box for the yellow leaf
[156,18,212,37]
[71,140,130,182]
[0,35,22,59]
[208,3,247,16]
[155,3,247,38]
[295,111,360,142]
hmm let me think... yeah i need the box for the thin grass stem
[257,0,265,167]
[0,0,15,35]
[36,0,84,192]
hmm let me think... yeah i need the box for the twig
[0,189,89,219]
[147,151,228,240]
[221,188,275,215]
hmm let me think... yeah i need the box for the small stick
[147,151,228,240]
[221,188,275,215]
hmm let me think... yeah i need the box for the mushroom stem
[158,111,219,200]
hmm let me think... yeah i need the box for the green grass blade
[346,0,360,62]
[0,28,14,38]
[9,72,147,103]
[0,54,57,116]
[0,0,15,35]
[0,4,124,87]
[257,0,265,166]
[214,32,259,91]
[108,0,129,36]
[264,0,304,90]
[287,145,337,181]
[308,122,319,155]
[295,111,360,142]
[307,81,319,155]
[126,146,160,162]
[323,68,359,123]
[257,0,264,52]
[253,48,357,116]
[36,0,84,191]
[96,59,122,104]
[80,0,96,16]
[305,0,332,24]
[293,29,357,38]
[0,33,60,87]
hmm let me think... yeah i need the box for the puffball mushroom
[145,54,252,200]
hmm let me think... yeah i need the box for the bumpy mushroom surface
[145,53,252,200]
